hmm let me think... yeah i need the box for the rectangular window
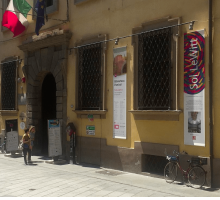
[1,61,16,110]
[132,17,180,115]
[46,0,53,7]
[33,0,58,18]
[138,28,172,110]
[77,44,102,110]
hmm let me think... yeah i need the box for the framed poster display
[48,119,62,157]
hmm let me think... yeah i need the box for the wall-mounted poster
[6,131,18,152]
[48,120,62,157]
[184,30,205,146]
[18,93,27,105]
[113,47,127,139]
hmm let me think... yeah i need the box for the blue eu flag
[35,0,45,35]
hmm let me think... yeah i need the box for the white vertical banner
[48,120,62,157]
[6,131,18,152]
[113,47,127,139]
[184,30,205,146]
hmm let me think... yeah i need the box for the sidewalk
[0,153,219,197]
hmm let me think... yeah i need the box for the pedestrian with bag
[22,128,31,165]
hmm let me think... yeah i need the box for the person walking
[22,128,31,165]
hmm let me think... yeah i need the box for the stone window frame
[0,56,19,113]
[129,17,182,121]
[32,0,59,20]
[73,34,108,119]
[1,0,10,32]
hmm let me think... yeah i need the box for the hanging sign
[113,47,127,139]
[184,30,205,146]
[6,131,18,152]
[48,120,62,157]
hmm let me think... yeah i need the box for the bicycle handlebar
[173,150,180,156]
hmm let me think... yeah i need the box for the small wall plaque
[86,125,95,135]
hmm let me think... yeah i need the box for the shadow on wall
[74,136,179,174]
[75,136,141,174]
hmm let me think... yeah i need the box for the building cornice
[18,30,72,52]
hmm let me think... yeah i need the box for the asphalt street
[0,153,220,197]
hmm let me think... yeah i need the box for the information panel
[6,131,18,152]
[48,120,62,157]
[86,125,95,135]
[184,30,205,146]
[113,47,127,139]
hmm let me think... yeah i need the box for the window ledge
[0,110,18,116]
[72,110,107,119]
[129,110,182,121]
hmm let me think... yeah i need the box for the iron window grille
[138,28,172,110]
[78,43,102,110]
[1,61,16,110]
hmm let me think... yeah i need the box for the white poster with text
[6,131,18,152]
[48,120,62,157]
[113,47,127,139]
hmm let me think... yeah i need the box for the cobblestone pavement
[0,153,220,197]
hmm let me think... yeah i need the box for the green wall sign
[86,125,95,135]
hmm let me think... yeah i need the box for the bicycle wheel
[164,162,177,183]
[188,166,206,188]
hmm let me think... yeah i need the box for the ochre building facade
[0,0,220,187]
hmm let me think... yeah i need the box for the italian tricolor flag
[2,0,31,37]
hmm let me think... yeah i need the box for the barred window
[138,28,172,110]
[132,17,180,118]
[77,44,102,110]
[1,61,16,110]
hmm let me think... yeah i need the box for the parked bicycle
[164,150,206,189]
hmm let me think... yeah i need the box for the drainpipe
[66,0,70,22]
[209,0,213,188]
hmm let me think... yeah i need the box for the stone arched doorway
[19,31,72,158]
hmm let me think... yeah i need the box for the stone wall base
[71,136,211,187]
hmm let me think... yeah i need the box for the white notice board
[48,120,62,157]
[6,131,18,152]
